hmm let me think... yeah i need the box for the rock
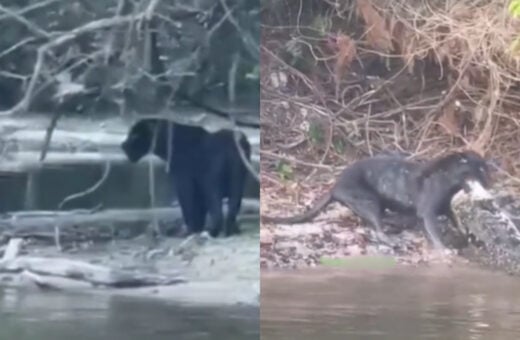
[260,229,273,245]
[331,231,354,245]
[274,241,299,251]
[275,224,323,237]
[346,244,363,256]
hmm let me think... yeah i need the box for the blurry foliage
[508,0,520,57]
[308,122,325,146]
[509,0,520,17]
[276,161,294,181]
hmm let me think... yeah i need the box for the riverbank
[261,182,520,272]
[1,222,260,307]
[0,113,260,307]
[260,198,461,270]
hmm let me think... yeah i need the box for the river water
[0,287,259,339]
[261,264,520,339]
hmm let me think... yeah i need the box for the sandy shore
[1,223,260,307]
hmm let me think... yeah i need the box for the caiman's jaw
[464,179,493,200]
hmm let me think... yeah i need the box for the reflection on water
[0,288,259,340]
[261,265,520,340]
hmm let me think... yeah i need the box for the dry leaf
[437,100,461,136]
[356,0,393,52]
[334,34,357,81]
[465,144,485,158]
[389,19,417,72]
[389,19,405,51]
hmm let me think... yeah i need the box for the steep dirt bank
[260,0,520,271]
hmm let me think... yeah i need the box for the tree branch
[0,13,146,116]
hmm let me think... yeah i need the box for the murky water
[261,265,520,339]
[0,287,259,339]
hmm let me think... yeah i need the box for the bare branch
[145,0,162,20]
[58,161,111,210]
[218,0,259,60]
[0,4,51,38]
[0,36,38,59]
[0,13,146,116]
[0,0,62,21]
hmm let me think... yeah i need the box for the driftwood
[0,238,185,290]
[452,183,520,275]
[0,199,259,241]
[0,116,260,173]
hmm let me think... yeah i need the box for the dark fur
[121,118,251,238]
[262,151,491,248]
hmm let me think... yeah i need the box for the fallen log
[0,115,260,172]
[0,199,259,241]
[0,238,186,290]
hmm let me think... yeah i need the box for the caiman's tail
[261,193,332,224]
